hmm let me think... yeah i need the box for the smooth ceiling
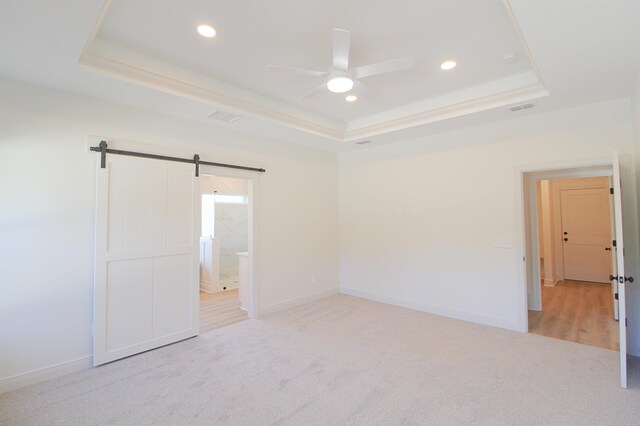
[2,0,639,150]
[98,0,532,123]
[75,0,549,143]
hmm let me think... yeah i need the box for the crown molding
[344,83,548,142]
[78,41,345,141]
[501,0,546,86]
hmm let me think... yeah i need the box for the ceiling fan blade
[353,56,415,79]
[268,65,328,78]
[332,28,351,71]
[301,83,327,100]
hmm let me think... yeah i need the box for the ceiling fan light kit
[327,76,354,93]
[268,28,415,99]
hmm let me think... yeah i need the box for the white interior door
[611,152,628,389]
[94,154,199,366]
[560,188,612,283]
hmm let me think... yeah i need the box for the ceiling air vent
[355,140,371,145]
[509,102,535,112]
[207,110,242,123]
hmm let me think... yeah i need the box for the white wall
[340,98,640,354]
[631,71,640,362]
[538,179,555,286]
[3,76,639,392]
[635,72,640,217]
[536,181,544,259]
[0,79,339,389]
[216,202,248,287]
[200,175,249,195]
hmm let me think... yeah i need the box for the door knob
[610,275,635,283]
[605,247,611,251]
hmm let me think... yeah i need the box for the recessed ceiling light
[345,94,358,102]
[440,60,457,70]
[197,25,216,38]
[327,76,353,93]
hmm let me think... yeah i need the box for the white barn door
[94,154,199,366]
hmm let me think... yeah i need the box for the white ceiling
[1,0,639,151]
[98,0,533,122]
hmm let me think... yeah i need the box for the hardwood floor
[200,289,247,334]
[528,280,619,351]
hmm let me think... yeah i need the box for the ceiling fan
[268,28,415,99]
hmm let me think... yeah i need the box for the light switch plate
[493,237,512,249]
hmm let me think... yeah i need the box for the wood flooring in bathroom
[200,289,248,334]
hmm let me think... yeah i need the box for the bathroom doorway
[199,174,252,333]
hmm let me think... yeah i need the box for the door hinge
[615,293,619,300]
[610,187,614,195]
[625,318,627,327]
[612,239,617,247]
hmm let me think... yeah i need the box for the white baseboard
[0,355,92,394]
[340,287,521,332]
[257,287,339,317]
[543,278,557,287]
[200,282,215,293]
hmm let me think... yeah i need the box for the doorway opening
[199,174,252,333]
[523,167,620,351]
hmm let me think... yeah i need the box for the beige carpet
[1,294,639,425]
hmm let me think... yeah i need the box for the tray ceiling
[79,0,547,143]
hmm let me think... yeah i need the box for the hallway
[528,280,619,350]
